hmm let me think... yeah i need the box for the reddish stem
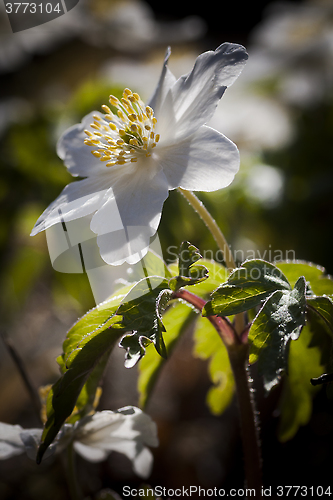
[173,288,238,346]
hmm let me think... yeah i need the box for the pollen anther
[86,88,160,168]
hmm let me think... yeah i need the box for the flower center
[84,88,160,167]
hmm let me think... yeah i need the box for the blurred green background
[1,0,333,498]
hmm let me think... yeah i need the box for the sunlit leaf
[306,296,333,336]
[36,284,135,462]
[118,277,172,367]
[138,302,195,408]
[249,276,307,391]
[203,259,290,317]
[188,260,229,297]
[37,315,123,463]
[193,316,234,415]
[168,259,228,298]
[277,261,333,296]
[169,241,208,291]
[278,324,324,442]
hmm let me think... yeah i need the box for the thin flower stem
[173,290,262,494]
[177,188,236,270]
[66,442,82,500]
[228,345,263,496]
[177,188,246,334]
[0,330,42,424]
[173,288,237,346]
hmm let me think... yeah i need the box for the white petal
[20,429,45,460]
[57,111,110,178]
[99,438,153,478]
[110,407,159,447]
[30,176,111,236]
[73,408,158,477]
[159,125,239,191]
[131,445,153,478]
[0,423,25,459]
[73,441,109,463]
[156,43,248,143]
[74,441,153,478]
[75,407,158,447]
[147,46,177,118]
[90,162,169,265]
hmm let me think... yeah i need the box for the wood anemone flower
[31,43,248,265]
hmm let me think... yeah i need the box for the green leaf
[203,259,291,317]
[249,276,307,391]
[138,302,195,408]
[306,298,333,398]
[277,261,333,296]
[278,324,324,442]
[36,286,134,463]
[193,316,234,415]
[307,296,333,336]
[187,260,229,297]
[168,259,228,298]
[169,241,209,291]
[61,287,132,366]
[37,316,123,463]
[70,348,109,421]
[118,277,172,367]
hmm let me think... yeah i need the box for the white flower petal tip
[73,407,158,478]
[31,43,247,265]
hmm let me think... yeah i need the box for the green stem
[178,188,236,270]
[66,442,82,500]
[178,188,246,334]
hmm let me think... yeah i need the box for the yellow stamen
[101,105,112,114]
[85,87,160,168]
[109,95,118,106]
[117,110,125,121]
